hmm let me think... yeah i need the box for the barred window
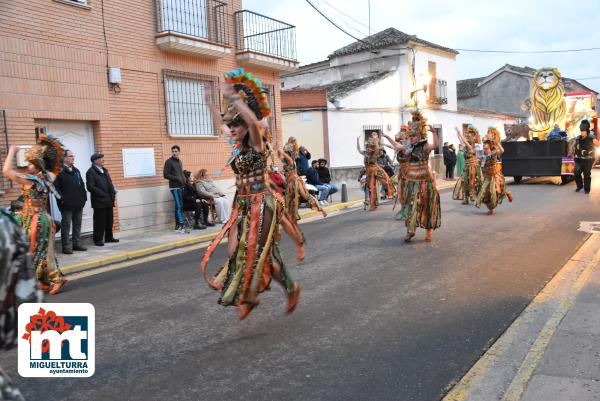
[164,71,217,137]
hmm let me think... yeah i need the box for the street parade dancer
[386,110,441,242]
[278,136,326,235]
[3,137,67,295]
[475,138,513,215]
[0,193,40,400]
[201,68,301,321]
[383,125,409,210]
[356,131,393,210]
[453,125,482,204]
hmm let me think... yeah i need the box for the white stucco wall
[411,47,458,112]
[282,110,326,160]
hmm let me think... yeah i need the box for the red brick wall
[282,89,327,109]
[0,0,285,208]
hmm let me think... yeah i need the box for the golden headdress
[283,137,299,159]
[465,125,481,145]
[408,109,428,140]
[486,127,501,143]
[24,134,65,175]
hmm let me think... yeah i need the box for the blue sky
[244,0,600,92]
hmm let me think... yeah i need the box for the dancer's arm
[220,82,263,150]
[495,140,504,155]
[425,125,440,153]
[382,133,404,151]
[455,127,474,152]
[356,137,365,155]
[2,145,30,187]
[205,88,230,137]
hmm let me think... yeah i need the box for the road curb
[61,199,364,275]
[442,233,600,401]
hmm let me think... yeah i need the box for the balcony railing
[234,10,297,63]
[428,78,448,105]
[155,0,231,56]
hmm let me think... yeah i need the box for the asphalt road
[8,174,600,401]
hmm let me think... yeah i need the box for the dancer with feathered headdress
[475,138,513,214]
[383,110,441,241]
[277,136,326,240]
[201,68,301,320]
[383,125,409,208]
[2,135,67,295]
[356,131,393,210]
[453,125,483,204]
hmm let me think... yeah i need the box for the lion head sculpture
[529,67,566,140]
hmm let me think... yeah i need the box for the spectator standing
[317,159,338,197]
[86,153,118,246]
[442,142,451,180]
[195,169,232,224]
[448,144,457,179]
[163,145,186,232]
[296,146,311,176]
[456,144,465,177]
[54,150,87,254]
[306,160,330,205]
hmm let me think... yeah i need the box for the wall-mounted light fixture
[108,67,122,93]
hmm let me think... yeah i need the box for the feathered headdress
[408,109,428,140]
[487,127,501,143]
[283,137,299,159]
[25,134,65,175]
[465,125,481,144]
[222,68,271,123]
[214,68,271,175]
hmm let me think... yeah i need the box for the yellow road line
[501,236,600,401]
[443,234,598,401]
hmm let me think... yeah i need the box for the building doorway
[37,121,95,234]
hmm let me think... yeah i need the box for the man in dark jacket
[306,160,330,204]
[86,152,118,246]
[163,145,186,231]
[296,146,311,176]
[317,158,338,197]
[54,149,87,254]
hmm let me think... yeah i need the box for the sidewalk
[444,232,600,401]
[58,178,456,274]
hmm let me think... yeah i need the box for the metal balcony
[428,78,448,105]
[234,10,298,72]
[155,0,231,58]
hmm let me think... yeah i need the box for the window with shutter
[163,71,218,137]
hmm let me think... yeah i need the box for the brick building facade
[0,0,297,233]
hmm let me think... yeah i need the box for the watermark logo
[18,303,95,377]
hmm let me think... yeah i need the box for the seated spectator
[195,169,232,224]
[546,124,565,140]
[306,160,330,205]
[317,159,338,197]
[182,171,213,229]
[296,146,311,176]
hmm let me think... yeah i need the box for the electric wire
[312,0,370,38]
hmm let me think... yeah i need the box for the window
[160,0,208,39]
[164,71,217,137]
[428,61,437,98]
[433,126,442,155]
[299,111,312,121]
[57,0,90,6]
